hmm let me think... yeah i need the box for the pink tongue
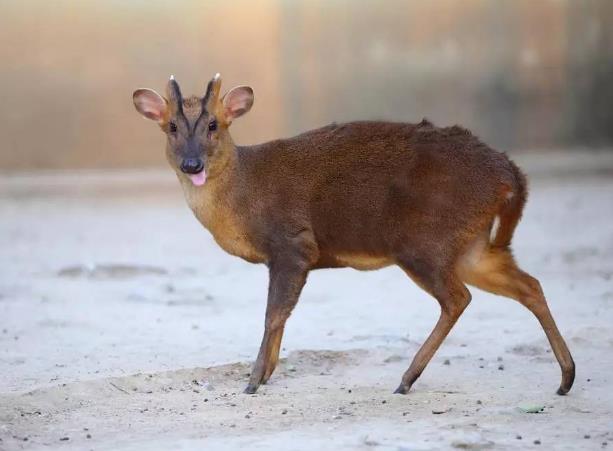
[188,170,207,186]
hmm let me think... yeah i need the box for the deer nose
[180,158,204,174]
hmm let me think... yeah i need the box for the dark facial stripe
[194,78,215,132]
[167,78,191,131]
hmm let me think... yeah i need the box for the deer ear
[222,86,254,122]
[133,89,167,123]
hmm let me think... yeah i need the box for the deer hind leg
[395,255,472,394]
[461,245,575,395]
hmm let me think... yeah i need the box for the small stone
[381,400,387,404]
[476,400,482,405]
[498,364,505,371]
[60,437,70,441]
[333,415,342,420]
[497,356,503,362]
[534,440,541,445]
[86,434,92,439]
[443,359,450,365]
[516,435,522,440]
[281,409,288,414]
[584,435,591,439]
[245,414,251,419]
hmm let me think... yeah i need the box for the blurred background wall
[1,0,611,171]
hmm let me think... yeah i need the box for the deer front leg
[244,257,309,394]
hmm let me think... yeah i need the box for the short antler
[203,73,222,111]
[166,75,184,115]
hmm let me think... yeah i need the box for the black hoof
[393,384,409,395]
[556,386,569,396]
[557,364,575,395]
[244,383,259,394]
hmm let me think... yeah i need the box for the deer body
[133,75,575,396]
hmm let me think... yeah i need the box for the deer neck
[179,143,265,263]
[179,141,236,215]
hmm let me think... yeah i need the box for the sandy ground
[1,151,612,450]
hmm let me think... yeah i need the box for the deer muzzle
[180,158,206,186]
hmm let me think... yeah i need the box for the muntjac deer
[133,74,575,395]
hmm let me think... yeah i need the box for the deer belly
[334,253,393,270]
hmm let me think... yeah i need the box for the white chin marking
[188,170,206,186]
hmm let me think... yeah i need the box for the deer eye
[208,119,217,132]
[168,122,177,133]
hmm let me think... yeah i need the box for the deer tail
[491,159,528,248]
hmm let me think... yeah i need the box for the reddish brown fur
[133,76,575,396]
